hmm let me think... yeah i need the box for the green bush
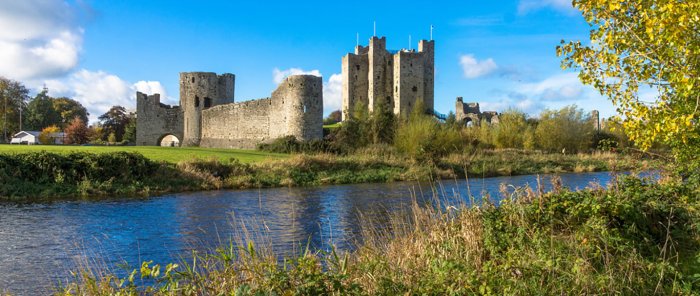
[0,151,159,198]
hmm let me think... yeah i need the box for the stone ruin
[136,72,323,149]
[341,36,434,120]
[454,97,499,125]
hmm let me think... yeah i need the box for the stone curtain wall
[200,98,272,149]
[136,73,321,149]
[135,92,184,146]
[199,75,323,149]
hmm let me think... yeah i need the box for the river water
[0,171,633,294]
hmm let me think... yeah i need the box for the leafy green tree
[122,115,137,144]
[25,89,61,131]
[335,101,370,150]
[370,103,396,145]
[557,0,699,157]
[98,106,131,142]
[492,109,529,149]
[444,111,458,128]
[52,97,89,129]
[534,106,595,153]
[323,110,342,125]
[107,132,117,144]
[0,77,29,142]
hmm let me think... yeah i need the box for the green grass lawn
[323,122,341,129]
[0,144,288,164]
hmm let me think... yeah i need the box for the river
[0,171,635,294]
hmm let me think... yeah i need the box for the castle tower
[341,36,435,120]
[419,40,434,113]
[368,36,393,113]
[281,75,323,140]
[591,110,600,131]
[180,72,235,146]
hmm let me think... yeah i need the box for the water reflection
[0,171,638,294]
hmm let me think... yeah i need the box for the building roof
[12,131,40,138]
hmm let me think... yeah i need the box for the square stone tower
[342,36,434,120]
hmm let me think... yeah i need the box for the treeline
[0,77,136,145]
[260,101,631,160]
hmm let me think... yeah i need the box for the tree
[369,103,396,145]
[25,89,61,131]
[122,115,137,144]
[64,117,90,145]
[534,106,595,153]
[557,0,699,157]
[52,97,89,129]
[107,132,117,144]
[98,106,130,142]
[89,124,104,143]
[323,110,342,125]
[492,109,529,149]
[0,77,29,142]
[38,125,61,145]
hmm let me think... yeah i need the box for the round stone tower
[282,75,323,141]
[180,72,235,146]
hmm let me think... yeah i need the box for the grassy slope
[0,144,287,163]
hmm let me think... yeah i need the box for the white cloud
[459,55,498,79]
[133,80,173,104]
[323,74,342,115]
[272,67,321,84]
[489,72,616,118]
[45,70,169,123]
[518,0,577,15]
[0,0,83,80]
[518,72,584,101]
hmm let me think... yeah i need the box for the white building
[10,131,40,145]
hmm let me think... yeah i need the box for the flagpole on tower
[373,21,376,36]
[409,35,412,51]
[356,32,359,47]
[430,24,434,40]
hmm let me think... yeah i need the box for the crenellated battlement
[342,36,434,121]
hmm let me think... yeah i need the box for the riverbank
[58,174,700,294]
[0,144,287,164]
[0,147,659,200]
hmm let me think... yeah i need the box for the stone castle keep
[342,36,434,120]
[136,72,323,148]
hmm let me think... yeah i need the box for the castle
[136,72,323,149]
[342,36,434,120]
[454,97,500,125]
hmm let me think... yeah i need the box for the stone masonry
[454,97,500,125]
[135,92,184,146]
[136,72,323,149]
[342,36,434,120]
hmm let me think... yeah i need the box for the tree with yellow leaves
[39,125,61,145]
[557,0,699,164]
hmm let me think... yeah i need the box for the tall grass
[55,174,700,295]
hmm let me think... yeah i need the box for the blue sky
[0,0,616,122]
